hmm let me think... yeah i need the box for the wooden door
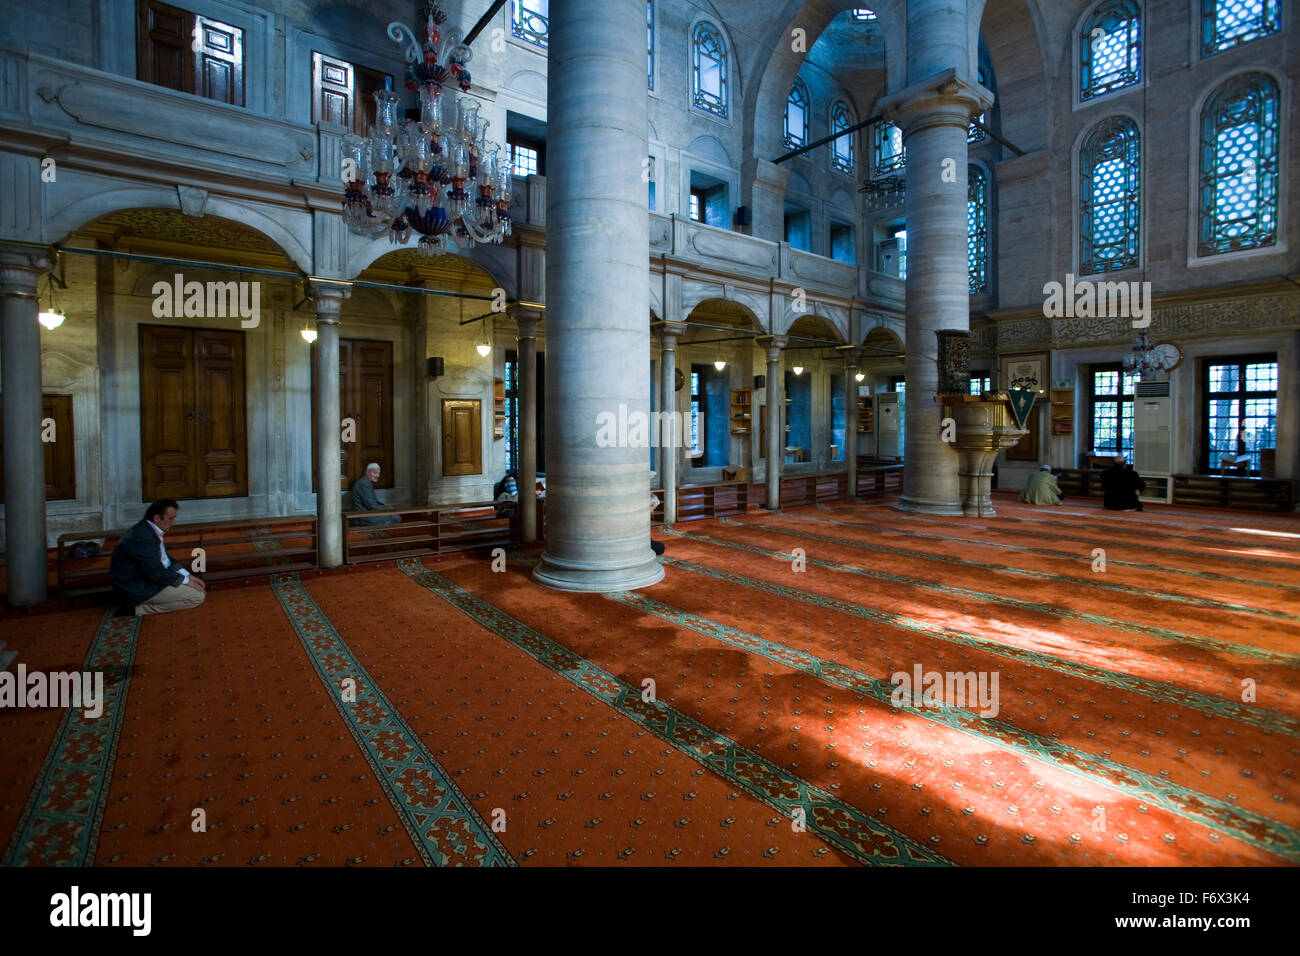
[140,325,246,500]
[194,15,245,107]
[442,399,481,476]
[312,339,394,491]
[0,394,76,502]
[137,0,192,95]
[312,51,354,129]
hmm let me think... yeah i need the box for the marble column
[658,322,686,525]
[534,0,661,592]
[0,244,55,607]
[881,7,992,516]
[844,353,858,499]
[759,336,786,510]
[308,279,351,568]
[515,309,540,544]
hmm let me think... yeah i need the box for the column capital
[657,320,688,344]
[306,277,352,323]
[0,243,57,298]
[513,305,544,339]
[879,68,993,135]
[757,335,787,360]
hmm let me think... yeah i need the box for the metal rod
[464,0,508,46]
[970,118,1024,157]
[773,114,882,165]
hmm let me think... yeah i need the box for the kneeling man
[110,498,206,616]
[1020,464,1062,505]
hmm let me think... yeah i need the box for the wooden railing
[343,502,518,564]
[651,481,749,524]
[1171,474,1294,512]
[56,515,317,598]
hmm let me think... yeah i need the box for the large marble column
[658,322,686,524]
[515,309,540,544]
[308,279,351,568]
[881,3,991,515]
[844,353,859,499]
[534,0,661,592]
[0,244,55,607]
[759,336,786,510]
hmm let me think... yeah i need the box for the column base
[894,494,965,517]
[533,552,665,593]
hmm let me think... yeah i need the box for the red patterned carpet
[1,497,1297,866]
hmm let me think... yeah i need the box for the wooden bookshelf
[730,388,753,436]
[493,377,506,440]
[856,395,874,434]
[1050,386,1073,436]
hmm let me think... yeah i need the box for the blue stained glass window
[1080,116,1141,274]
[1080,0,1142,101]
[967,166,988,295]
[692,23,728,118]
[785,79,809,149]
[1198,73,1279,256]
[831,102,854,173]
[875,122,904,174]
[1202,0,1281,56]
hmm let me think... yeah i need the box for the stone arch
[980,0,1051,154]
[861,322,905,356]
[344,238,514,302]
[778,306,847,342]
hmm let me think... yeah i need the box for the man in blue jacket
[110,499,206,615]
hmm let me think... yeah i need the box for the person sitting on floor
[110,498,206,616]
[650,493,665,556]
[494,473,519,517]
[1019,464,1063,505]
[350,463,400,526]
[1101,455,1146,512]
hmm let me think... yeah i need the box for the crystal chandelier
[860,174,905,212]
[1122,329,1172,379]
[341,2,513,258]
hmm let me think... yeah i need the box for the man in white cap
[350,462,399,525]
[1019,464,1062,505]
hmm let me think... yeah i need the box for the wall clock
[1153,342,1183,371]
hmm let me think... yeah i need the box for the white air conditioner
[877,391,901,459]
[1134,380,1173,501]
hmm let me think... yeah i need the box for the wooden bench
[1171,474,1295,512]
[651,481,749,525]
[57,515,318,598]
[343,501,518,564]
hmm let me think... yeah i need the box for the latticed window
[831,102,854,173]
[1204,356,1278,473]
[968,68,988,143]
[785,79,809,149]
[1198,73,1279,256]
[967,165,989,295]
[1080,0,1142,101]
[1090,365,1138,461]
[692,22,728,118]
[969,374,991,396]
[1202,0,1281,56]
[874,122,904,174]
[647,1,655,89]
[1080,117,1141,274]
[512,0,548,48]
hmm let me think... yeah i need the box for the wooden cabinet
[1050,387,1074,436]
[442,399,482,476]
[730,388,752,435]
[856,395,874,434]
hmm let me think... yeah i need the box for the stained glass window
[968,165,989,294]
[1202,0,1281,56]
[1080,0,1142,101]
[692,23,727,118]
[1080,116,1140,274]
[1090,365,1138,461]
[785,79,809,149]
[831,102,854,173]
[875,122,904,174]
[512,0,548,49]
[1198,73,1279,256]
[1205,356,1278,473]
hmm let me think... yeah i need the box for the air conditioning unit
[877,391,901,459]
[1134,380,1173,501]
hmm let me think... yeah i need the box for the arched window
[785,78,809,149]
[968,69,988,143]
[831,102,854,174]
[512,0,549,48]
[1198,73,1279,256]
[1080,0,1142,101]
[968,165,989,294]
[874,122,904,174]
[1080,117,1141,274]
[692,22,728,118]
[1202,0,1281,57]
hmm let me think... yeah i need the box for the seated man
[1100,455,1146,511]
[110,498,206,616]
[350,463,400,526]
[494,473,519,517]
[1020,464,1062,505]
